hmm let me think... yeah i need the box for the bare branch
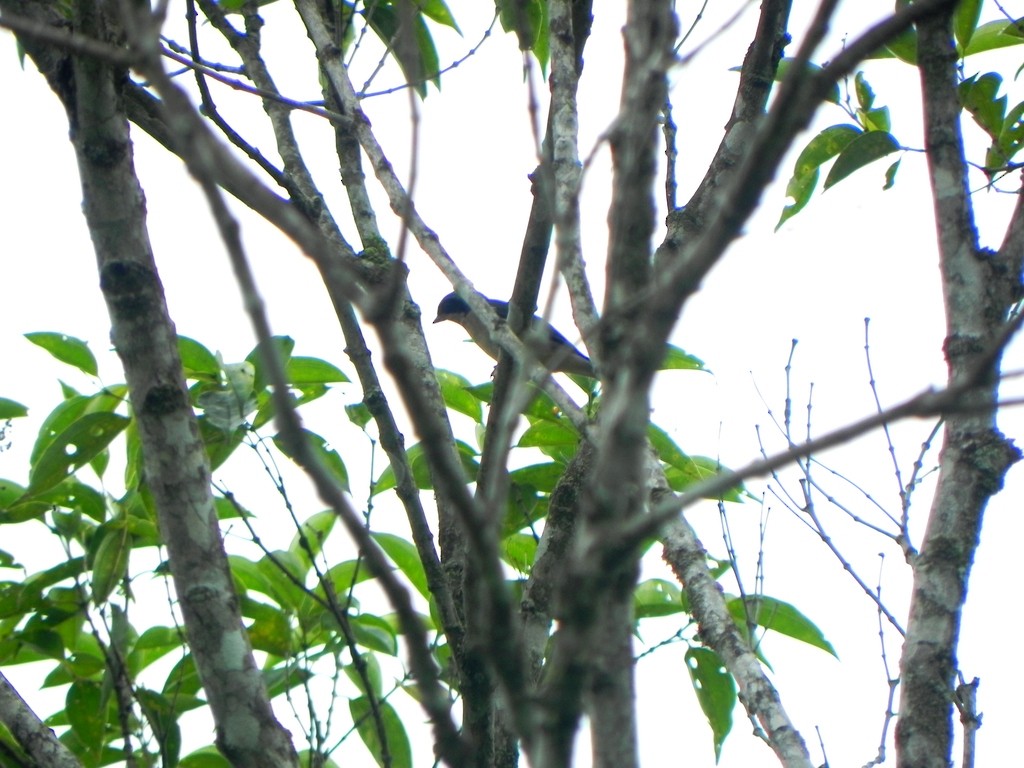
[625,350,1020,553]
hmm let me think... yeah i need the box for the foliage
[779,6,1024,228]
[0,328,835,765]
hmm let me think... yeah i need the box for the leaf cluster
[779,4,1024,228]
[0,327,839,764]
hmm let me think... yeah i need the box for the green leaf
[136,688,182,768]
[256,550,308,610]
[162,655,203,698]
[0,581,44,620]
[726,595,837,656]
[350,697,412,768]
[659,344,706,372]
[346,402,373,429]
[860,106,891,133]
[179,748,232,768]
[963,19,1024,56]
[246,336,294,393]
[124,418,143,491]
[0,477,42,524]
[954,0,983,52]
[289,510,337,572]
[467,381,568,424]
[298,752,341,768]
[504,483,549,536]
[344,651,383,698]
[685,647,735,760]
[374,440,479,495]
[647,424,747,500]
[501,532,537,572]
[127,627,183,676]
[371,532,429,599]
[1001,100,1024,152]
[66,680,106,754]
[509,462,565,494]
[28,412,130,495]
[884,158,901,190]
[177,336,220,379]
[350,613,399,655]
[273,429,349,494]
[90,522,131,604]
[23,557,85,593]
[499,0,548,67]
[854,71,874,112]
[634,578,688,619]
[531,0,550,70]
[435,369,483,422]
[228,555,273,595]
[364,6,441,96]
[197,417,245,470]
[264,667,314,702]
[25,332,98,376]
[247,603,294,656]
[15,480,106,523]
[0,397,28,419]
[18,626,64,662]
[31,390,124,467]
[306,559,376,614]
[777,124,861,228]
[418,0,461,32]
[518,420,579,449]
[775,58,840,104]
[823,130,900,190]
[197,361,257,433]
[286,356,350,385]
[647,423,689,469]
[880,23,917,63]
[661,456,746,501]
[959,73,1007,140]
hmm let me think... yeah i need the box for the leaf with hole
[28,412,130,495]
[777,124,860,228]
[685,646,735,761]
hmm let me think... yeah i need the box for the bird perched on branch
[433,291,595,378]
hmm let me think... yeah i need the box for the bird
[433,291,595,378]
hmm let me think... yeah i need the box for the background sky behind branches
[1,2,1023,765]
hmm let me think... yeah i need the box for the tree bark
[1,2,301,765]
[897,9,1023,768]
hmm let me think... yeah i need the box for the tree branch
[0,672,80,768]
[533,4,677,765]
[50,1,299,762]
[897,8,1022,766]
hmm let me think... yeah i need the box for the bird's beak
[433,313,445,324]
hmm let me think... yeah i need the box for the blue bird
[433,292,595,378]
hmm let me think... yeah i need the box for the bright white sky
[1,2,1022,767]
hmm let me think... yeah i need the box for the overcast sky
[2,2,1023,766]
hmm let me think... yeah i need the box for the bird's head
[434,292,473,324]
